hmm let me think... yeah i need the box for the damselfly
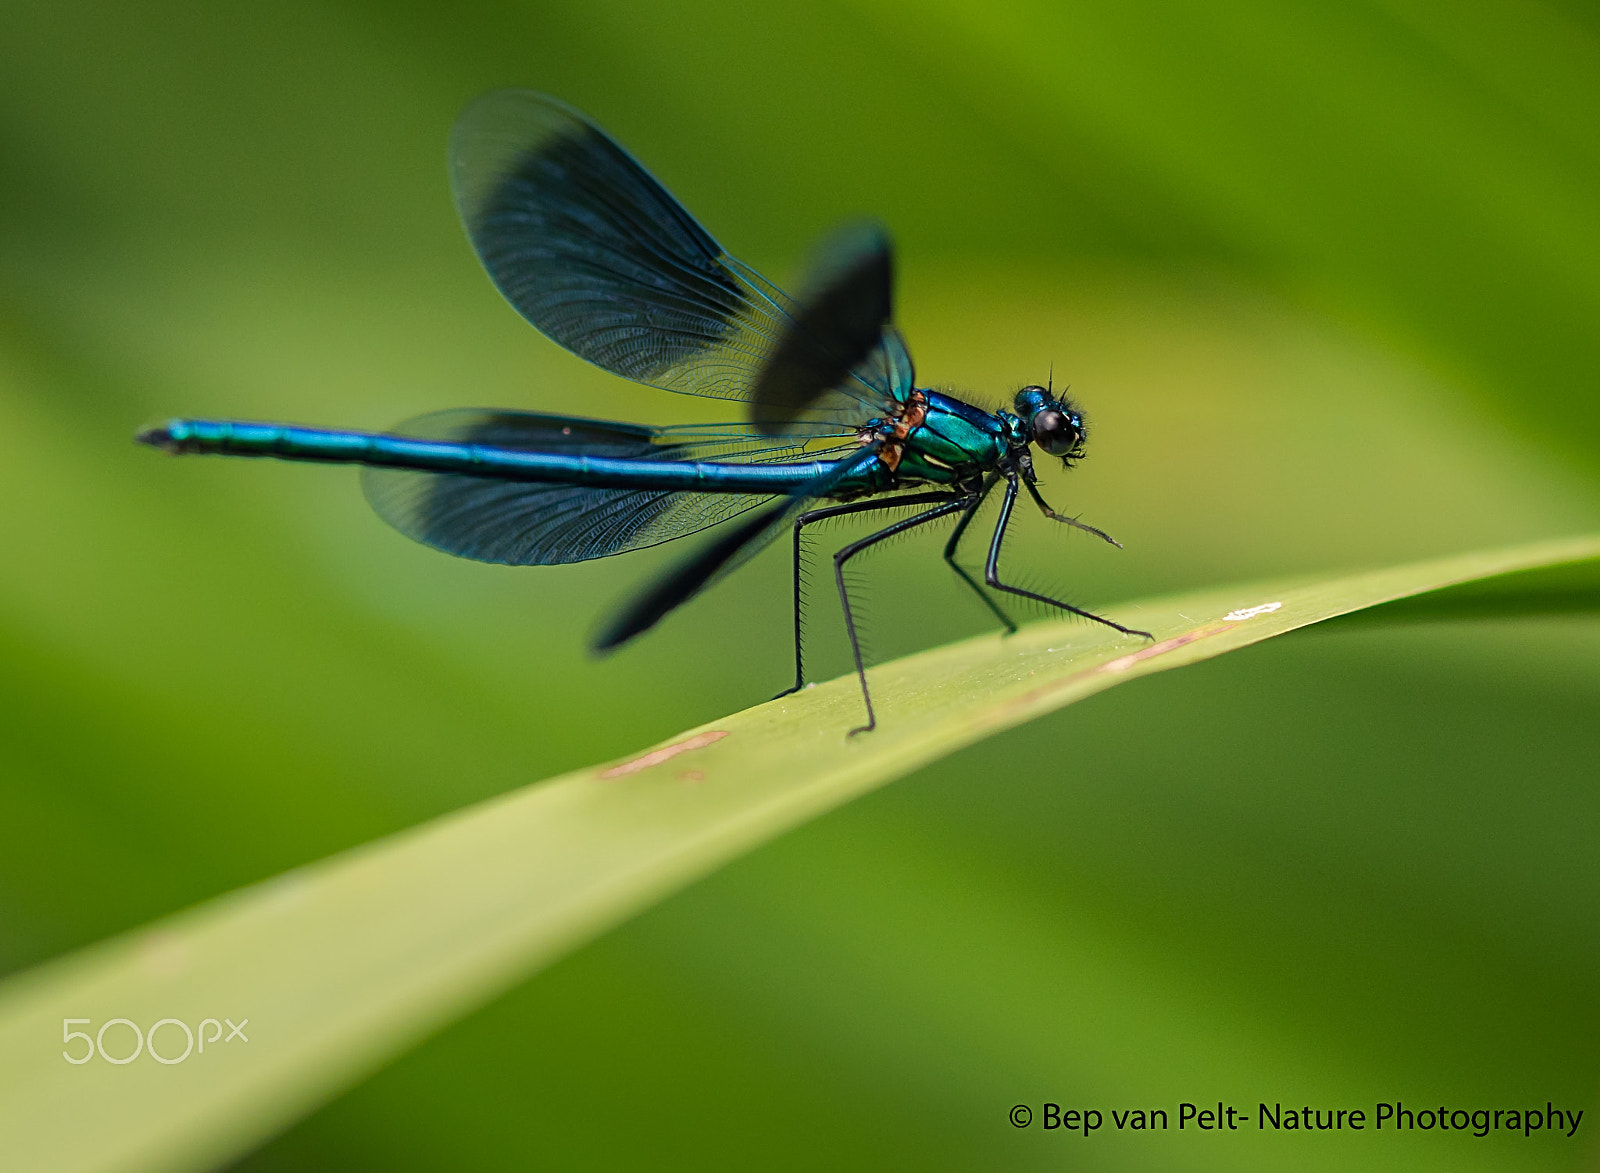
[139,90,1149,733]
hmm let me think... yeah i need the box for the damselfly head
[1013,385,1087,464]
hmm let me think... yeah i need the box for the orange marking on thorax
[867,391,928,473]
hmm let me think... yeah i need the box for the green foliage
[1,538,1594,1173]
[2,1,1598,1170]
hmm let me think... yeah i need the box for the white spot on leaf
[1223,601,1283,622]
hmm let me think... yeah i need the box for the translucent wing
[750,221,897,434]
[450,90,914,431]
[594,446,883,650]
[360,409,854,566]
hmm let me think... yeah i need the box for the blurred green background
[3,0,1599,1169]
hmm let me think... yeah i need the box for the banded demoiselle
[139,90,1149,733]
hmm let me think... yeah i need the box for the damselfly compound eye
[1031,409,1081,457]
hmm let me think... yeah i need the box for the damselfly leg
[987,476,1153,640]
[942,474,1017,634]
[832,497,974,734]
[1022,476,1123,548]
[779,492,966,699]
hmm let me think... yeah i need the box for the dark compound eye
[1031,409,1082,457]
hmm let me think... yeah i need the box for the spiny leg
[834,497,973,735]
[986,475,1153,639]
[1022,475,1123,548]
[776,492,967,700]
[943,474,1017,633]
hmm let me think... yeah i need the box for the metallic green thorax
[835,389,1027,498]
[900,391,1015,485]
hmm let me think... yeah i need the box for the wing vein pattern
[449,90,914,433]
[361,409,856,565]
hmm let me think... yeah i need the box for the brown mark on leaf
[599,730,729,779]
[1094,624,1231,675]
[1001,623,1233,717]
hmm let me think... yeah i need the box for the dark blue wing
[360,409,855,565]
[450,90,914,431]
[751,221,897,434]
[594,445,883,650]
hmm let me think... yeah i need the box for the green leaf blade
[2,533,1596,1173]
